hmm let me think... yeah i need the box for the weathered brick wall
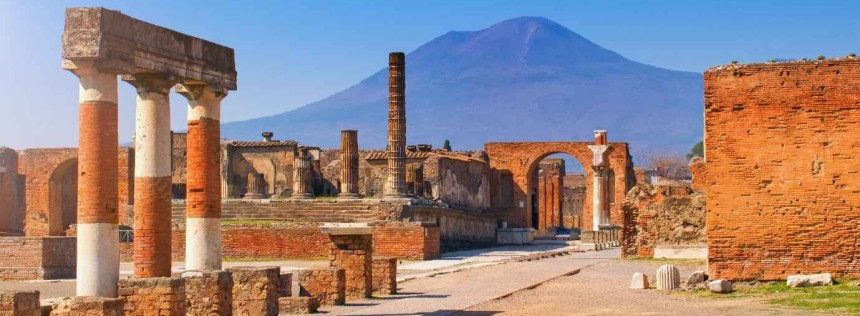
[226,144,296,198]
[0,290,40,315]
[373,224,440,260]
[0,148,23,235]
[400,205,496,250]
[422,154,491,211]
[484,142,634,230]
[0,236,75,280]
[620,183,705,258]
[17,148,133,236]
[171,132,187,199]
[689,158,706,192]
[294,267,345,306]
[371,257,397,295]
[562,174,585,229]
[328,234,373,300]
[536,160,564,231]
[228,267,280,316]
[118,277,186,316]
[705,58,860,280]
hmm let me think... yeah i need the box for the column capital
[175,83,228,101]
[122,73,177,94]
[62,59,125,77]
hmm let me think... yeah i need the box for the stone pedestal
[294,267,346,306]
[118,277,186,316]
[372,257,397,295]
[0,290,39,315]
[180,270,232,316]
[321,223,374,300]
[227,266,280,316]
[50,297,123,316]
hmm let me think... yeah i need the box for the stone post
[123,73,175,278]
[588,130,609,231]
[244,172,265,199]
[338,130,361,199]
[64,61,121,297]
[292,147,314,199]
[176,84,225,271]
[385,52,408,198]
[320,224,373,300]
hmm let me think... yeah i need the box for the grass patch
[692,279,860,314]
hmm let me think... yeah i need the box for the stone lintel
[62,7,237,90]
[319,223,374,235]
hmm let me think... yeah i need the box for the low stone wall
[228,267,280,316]
[399,205,497,251]
[621,183,706,258]
[294,267,345,306]
[50,297,124,315]
[373,224,440,260]
[0,290,40,315]
[372,257,397,295]
[118,277,186,316]
[0,236,75,280]
[181,270,232,316]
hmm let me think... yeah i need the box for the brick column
[385,52,407,198]
[66,62,121,297]
[176,84,225,271]
[338,130,360,199]
[123,74,175,278]
[292,147,314,199]
[328,235,373,299]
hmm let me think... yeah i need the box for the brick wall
[118,277,186,316]
[620,183,705,258]
[373,224,440,260]
[401,205,495,251]
[705,58,860,280]
[328,234,373,300]
[689,158,706,192]
[0,236,75,280]
[228,267,280,316]
[371,257,397,295]
[0,290,40,315]
[0,148,23,234]
[294,267,345,306]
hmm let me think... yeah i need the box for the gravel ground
[463,259,831,316]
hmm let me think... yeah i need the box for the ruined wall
[171,132,187,199]
[485,142,634,230]
[621,183,705,258]
[0,236,75,280]
[225,143,296,198]
[399,205,497,251]
[0,148,23,234]
[689,158,706,192]
[422,154,491,211]
[373,224,440,260]
[562,174,585,229]
[535,160,564,230]
[705,58,860,280]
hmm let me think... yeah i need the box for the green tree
[686,141,704,160]
[443,139,452,151]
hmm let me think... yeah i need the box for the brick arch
[485,142,633,230]
[18,148,79,236]
[48,158,78,236]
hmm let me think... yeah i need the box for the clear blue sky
[2,0,859,149]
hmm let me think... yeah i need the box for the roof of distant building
[229,140,298,147]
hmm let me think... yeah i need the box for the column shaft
[338,130,360,199]
[385,52,407,198]
[592,171,609,230]
[127,75,174,278]
[178,84,224,271]
[292,148,314,199]
[75,70,120,297]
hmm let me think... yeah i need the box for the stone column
[123,73,175,278]
[588,130,609,231]
[292,147,314,199]
[65,61,120,297]
[244,172,265,199]
[176,84,225,271]
[384,52,407,198]
[338,130,360,199]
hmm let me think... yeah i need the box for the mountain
[222,17,703,157]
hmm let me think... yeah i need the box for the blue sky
[2,0,859,149]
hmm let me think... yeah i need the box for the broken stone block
[278,297,320,314]
[656,264,680,290]
[708,280,733,293]
[685,270,706,286]
[630,272,649,289]
[787,273,833,288]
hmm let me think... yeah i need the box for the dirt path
[463,259,832,316]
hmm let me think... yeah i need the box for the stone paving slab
[321,248,620,315]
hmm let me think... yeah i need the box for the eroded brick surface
[118,277,186,316]
[371,257,397,295]
[705,59,860,280]
[295,268,345,306]
[0,290,39,316]
[621,184,705,258]
[278,297,319,315]
[50,297,123,316]
[180,270,232,316]
[228,266,279,316]
[328,235,373,300]
[0,237,74,280]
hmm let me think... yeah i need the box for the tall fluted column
[65,61,120,297]
[123,73,175,278]
[292,147,315,199]
[176,84,225,271]
[385,52,408,198]
[588,130,609,231]
[338,130,361,199]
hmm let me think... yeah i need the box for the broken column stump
[228,266,280,316]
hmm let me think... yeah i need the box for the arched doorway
[49,159,77,236]
[530,153,587,234]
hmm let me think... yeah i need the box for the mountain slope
[223,17,703,154]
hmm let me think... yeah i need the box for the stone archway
[485,141,633,231]
[48,158,77,236]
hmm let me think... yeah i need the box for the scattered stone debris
[787,273,833,288]
[708,280,733,293]
[630,272,649,289]
[682,270,707,290]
